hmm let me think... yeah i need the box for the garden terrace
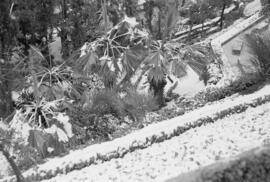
[1,0,270,181]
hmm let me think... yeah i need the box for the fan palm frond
[74,51,98,76]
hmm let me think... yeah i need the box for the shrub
[68,106,117,144]
[122,87,159,122]
[194,75,263,103]
[68,87,159,143]
[90,89,126,118]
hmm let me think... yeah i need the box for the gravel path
[42,102,270,182]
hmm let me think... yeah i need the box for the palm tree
[72,0,211,107]
[141,40,210,107]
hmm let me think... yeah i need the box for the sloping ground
[2,83,270,182]
[41,93,270,182]
[166,144,270,182]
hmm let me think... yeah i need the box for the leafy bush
[68,87,159,143]
[68,106,117,145]
[122,87,159,122]
[90,89,126,118]
[8,97,74,162]
[194,75,263,103]
[67,89,125,144]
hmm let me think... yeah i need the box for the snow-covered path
[42,102,270,182]
[243,0,261,17]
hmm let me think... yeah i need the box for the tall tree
[198,0,214,36]
[210,0,232,29]
[0,0,18,118]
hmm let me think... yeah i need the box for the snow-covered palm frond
[75,17,149,88]
[13,98,62,128]
[142,46,169,84]
[167,44,211,82]
[36,63,72,86]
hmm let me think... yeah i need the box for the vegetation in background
[209,0,232,29]
[0,0,252,177]
[246,29,270,78]
[0,0,18,118]
[261,0,270,17]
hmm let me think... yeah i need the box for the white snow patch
[45,125,69,143]
[9,111,32,144]
[47,147,55,153]
[54,113,73,138]
[138,0,146,5]
[123,15,138,27]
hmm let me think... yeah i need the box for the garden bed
[2,82,270,182]
[36,93,270,182]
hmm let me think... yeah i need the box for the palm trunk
[146,1,154,34]
[181,0,186,7]
[62,0,67,19]
[157,11,162,40]
[188,24,193,41]
[0,144,25,182]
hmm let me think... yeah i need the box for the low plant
[122,87,159,122]
[194,74,263,103]
[68,86,159,144]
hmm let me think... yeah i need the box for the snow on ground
[0,153,11,179]
[42,101,270,182]
[135,67,205,97]
[243,0,261,17]
[165,68,205,96]
[2,83,269,182]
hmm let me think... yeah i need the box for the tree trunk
[0,80,13,119]
[149,78,167,108]
[181,0,186,7]
[0,144,25,182]
[188,24,193,41]
[220,3,226,29]
[0,39,14,119]
[157,10,162,40]
[146,1,154,34]
[62,0,67,19]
